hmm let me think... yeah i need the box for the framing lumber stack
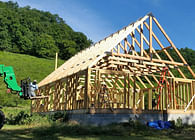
[32,13,195,113]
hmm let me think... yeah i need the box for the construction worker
[99,82,110,109]
[29,80,38,97]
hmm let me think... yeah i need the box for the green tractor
[0,65,33,129]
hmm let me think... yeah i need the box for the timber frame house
[32,13,195,114]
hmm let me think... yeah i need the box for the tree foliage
[0,1,92,59]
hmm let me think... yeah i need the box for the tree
[58,40,77,60]
[34,34,58,58]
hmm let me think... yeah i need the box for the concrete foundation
[66,109,195,126]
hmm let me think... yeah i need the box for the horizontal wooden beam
[111,53,184,66]
[155,46,172,53]
[108,56,167,67]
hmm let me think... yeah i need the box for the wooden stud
[140,23,144,56]
[169,78,173,109]
[165,79,168,110]
[180,84,182,109]
[190,82,194,110]
[183,83,186,109]
[148,89,152,110]
[124,74,127,108]
[133,74,136,109]
[173,79,176,109]
[193,81,195,109]
[132,30,135,55]
[149,16,153,58]
[84,68,91,109]
[117,44,120,54]
[127,73,130,109]
[186,83,189,109]
[124,38,128,54]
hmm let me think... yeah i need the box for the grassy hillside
[0,51,64,106]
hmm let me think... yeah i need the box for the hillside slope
[0,1,92,59]
[0,51,64,106]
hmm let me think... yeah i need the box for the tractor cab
[20,78,31,99]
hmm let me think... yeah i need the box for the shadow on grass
[0,123,194,140]
[0,127,32,140]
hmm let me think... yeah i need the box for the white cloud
[57,1,114,42]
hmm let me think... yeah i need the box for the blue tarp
[147,120,172,130]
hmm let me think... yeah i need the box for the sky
[1,0,195,50]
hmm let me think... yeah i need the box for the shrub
[47,111,69,122]
[175,117,183,128]
[5,111,49,125]
[6,111,32,125]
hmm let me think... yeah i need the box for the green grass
[0,51,64,106]
[0,122,194,140]
[2,105,30,117]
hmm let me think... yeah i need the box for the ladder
[157,67,172,109]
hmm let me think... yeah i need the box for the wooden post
[161,88,163,110]
[177,82,180,109]
[117,44,120,54]
[132,30,135,55]
[124,38,127,54]
[173,79,176,109]
[133,74,136,109]
[97,70,101,108]
[127,73,130,109]
[124,74,127,108]
[169,78,173,109]
[186,83,189,108]
[148,89,152,110]
[190,82,194,110]
[139,90,144,109]
[193,81,195,109]
[183,83,186,109]
[140,23,143,57]
[55,52,58,70]
[84,68,91,109]
[149,16,153,59]
[165,79,168,110]
[180,84,182,109]
[65,79,68,110]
